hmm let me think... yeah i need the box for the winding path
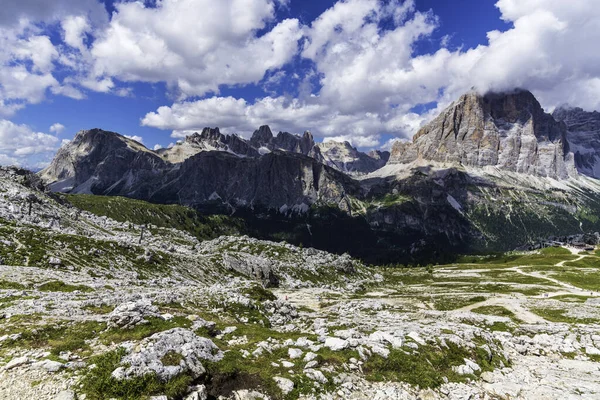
[456,296,547,324]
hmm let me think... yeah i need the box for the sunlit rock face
[391,90,576,180]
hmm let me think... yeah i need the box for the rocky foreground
[1,167,600,399]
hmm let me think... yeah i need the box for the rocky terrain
[317,141,389,175]
[2,167,600,399]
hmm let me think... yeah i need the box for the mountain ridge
[38,89,600,262]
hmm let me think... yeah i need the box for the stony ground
[0,167,600,399]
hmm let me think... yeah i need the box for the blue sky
[1,0,599,168]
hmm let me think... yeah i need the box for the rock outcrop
[390,90,576,179]
[159,128,259,163]
[553,106,600,179]
[317,141,389,174]
[249,125,324,161]
[107,300,161,329]
[112,328,222,381]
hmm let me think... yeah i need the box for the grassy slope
[63,194,245,241]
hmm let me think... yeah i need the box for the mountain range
[39,89,600,263]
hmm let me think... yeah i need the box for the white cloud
[143,0,600,149]
[125,135,144,144]
[3,0,600,158]
[142,95,424,144]
[0,0,108,27]
[0,119,60,167]
[62,15,91,52]
[0,24,60,115]
[49,123,65,134]
[324,135,381,148]
[90,0,303,98]
[153,144,163,151]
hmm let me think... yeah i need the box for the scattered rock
[54,390,75,400]
[3,356,29,370]
[288,348,303,359]
[113,328,222,381]
[324,337,349,351]
[107,300,160,329]
[273,377,295,395]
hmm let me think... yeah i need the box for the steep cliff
[317,141,389,174]
[553,106,600,179]
[40,129,357,213]
[390,90,576,179]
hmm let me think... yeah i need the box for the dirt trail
[274,288,333,314]
[457,296,547,324]
[556,253,586,268]
[508,250,598,297]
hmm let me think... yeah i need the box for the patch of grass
[433,296,486,311]
[161,351,184,367]
[488,321,513,332]
[82,304,114,314]
[242,285,277,302]
[0,280,27,290]
[550,270,600,291]
[458,251,577,268]
[563,257,600,269]
[64,194,245,241]
[204,350,283,399]
[363,340,506,388]
[4,320,104,356]
[472,306,518,321]
[217,301,271,326]
[79,348,193,400]
[548,294,591,303]
[530,307,600,324]
[539,247,572,255]
[481,270,557,286]
[101,317,192,344]
[589,354,600,362]
[37,280,94,293]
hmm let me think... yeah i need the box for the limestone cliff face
[553,106,600,179]
[159,127,259,163]
[317,141,389,174]
[40,128,357,213]
[148,150,356,212]
[390,90,576,179]
[39,129,168,195]
[249,125,324,162]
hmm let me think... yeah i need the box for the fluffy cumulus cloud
[0,24,59,116]
[0,0,301,115]
[49,123,65,134]
[90,0,302,98]
[141,95,424,142]
[2,0,600,159]
[143,0,600,148]
[0,0,110,116]
[124,135,144,144]
[0,120,60,167]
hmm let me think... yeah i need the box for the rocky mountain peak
[317,141,389,175]
[553,106,600,132]
[553,106,600,179]
[391,90,576,179]
[40,128,165,194]
[250,125,274,147]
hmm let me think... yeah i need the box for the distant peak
[250,125,274,144]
